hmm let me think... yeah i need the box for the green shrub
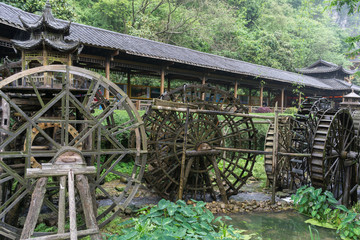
[291,186,338,222]
[284,107,298,115]
[335,205,360,240]
[109,199,251,239]
[292,186,360,240]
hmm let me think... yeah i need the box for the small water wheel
[311,108,358,206]
[264,116,294,189]
[0,65,147,239]
[144,85,257,202]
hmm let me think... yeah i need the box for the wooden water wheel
[143,84,257,202]
[0,65,147,239]
[311,108,358,206]
[264,116,294,189]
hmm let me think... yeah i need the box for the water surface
[228,211,338,240]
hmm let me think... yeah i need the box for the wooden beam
[260,85,264,107]
[234,81,238,99]
[104,58,110,100]
[160,67,165,95]
[281,88,285,113]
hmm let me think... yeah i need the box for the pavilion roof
[0,2,358,91]
[295,59,355,75]
[19,1,71,35]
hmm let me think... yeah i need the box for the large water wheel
[0,65,147,239]
[144,85,257,202]
[311,108,358,206]
[264,97,332,190]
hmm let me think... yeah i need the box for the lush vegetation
[292,186,360,240]
[106,199,253,239]
[4,0,356,73]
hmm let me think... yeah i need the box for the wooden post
[58,176,67,234]
[178,107,190,200]
[76,175,101,240]
[160,67,165,95]
[167,77,171,92]
[281,88,285,113]
[271,102,279,204]
[135,100,140,110]
[234,81,238,99]
[68,170,78,240]
[260,85,264,107]
[104,58,110,100]
[20,178,48,239]
[201,75,206,100]
[127,71,131,97]
[298,92,302,108]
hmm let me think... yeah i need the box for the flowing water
[227,211,338,240]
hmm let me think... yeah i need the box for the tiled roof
[316,78,360,91]
[0,2,357,91]
[296,59,356,75]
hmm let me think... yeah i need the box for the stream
[227,211,338,240]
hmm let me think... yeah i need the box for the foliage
[254,107,272,113]
[109,199,250,239]
[335,205,360,240]
[284,107,298,115]
[104,161,134,182]
[291,186,338,222]
[292,186,360,240]
[2,0,74,20]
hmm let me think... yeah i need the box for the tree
[2,0,74,20]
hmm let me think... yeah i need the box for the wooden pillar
[160,68,165,95]
[104,58,110,100]
[298,92,302,108]
[234,81,238,99]
[281,88,285,113]
[127,71,131,98]
[201,75,206,100]
[167,77,171,92]
[249,88,252,105]
[260,85,264,107]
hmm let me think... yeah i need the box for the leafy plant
[291,186,338,222]
[284,107,298,115]
[109,199,252,239]
[292,186,360,240]
[335,205,360,240]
